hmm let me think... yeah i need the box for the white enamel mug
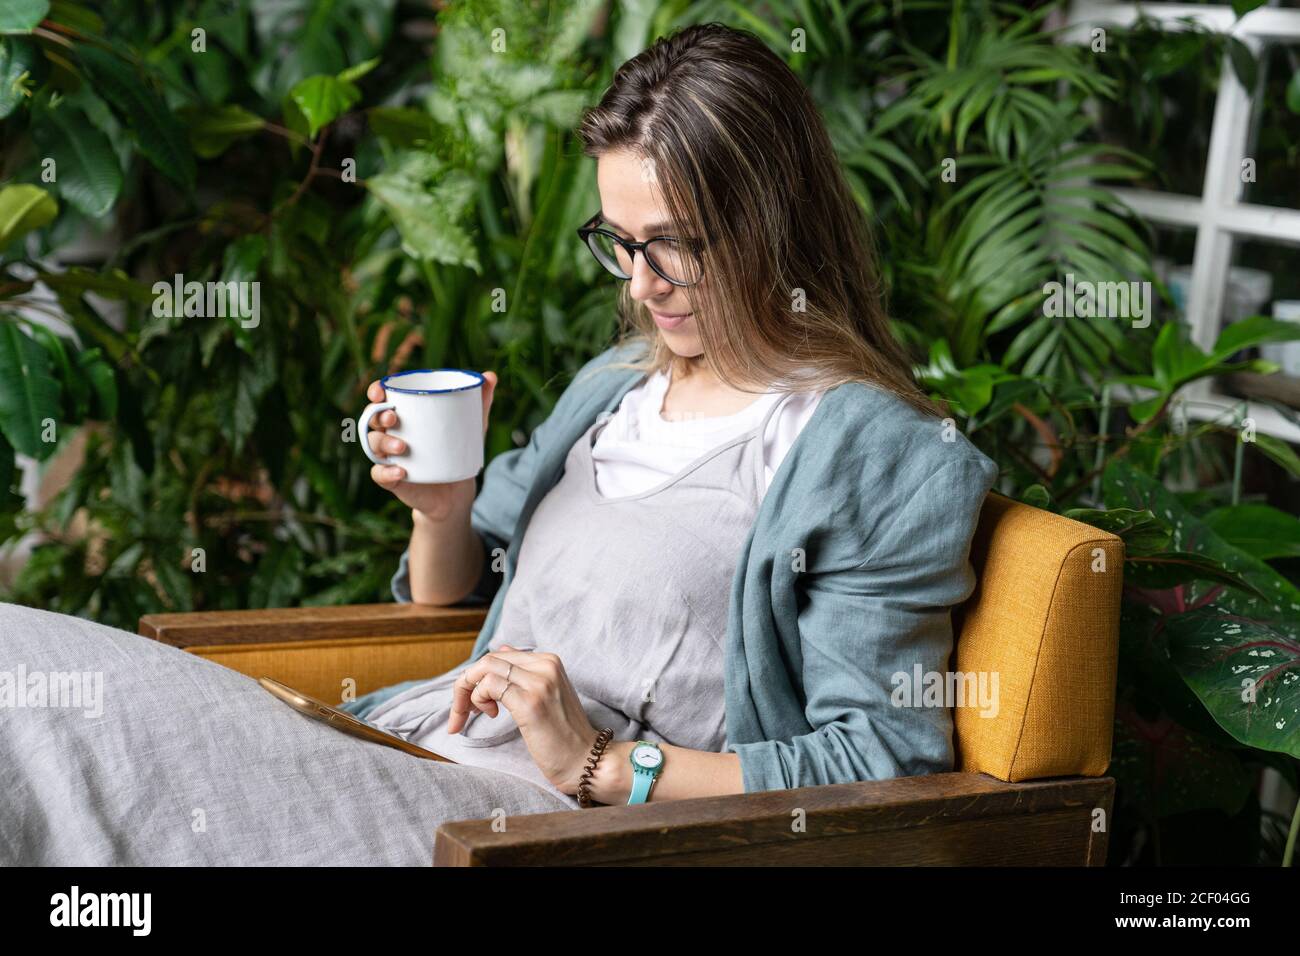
[358,369,485,484]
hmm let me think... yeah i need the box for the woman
[349,22,998,808]
[0,23,997,865]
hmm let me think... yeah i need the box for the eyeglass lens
[586,231,702,285]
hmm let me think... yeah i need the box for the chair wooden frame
[139,603,1114,866]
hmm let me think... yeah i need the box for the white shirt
[590,367,823,498]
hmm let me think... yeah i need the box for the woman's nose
[628,251,673,301]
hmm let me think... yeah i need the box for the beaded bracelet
[576,728,615,808]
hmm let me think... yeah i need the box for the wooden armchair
[139,492,1123,866]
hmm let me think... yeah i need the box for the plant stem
[1231,402,1245,506]
[1091,384,1111,503]
[1057,392,1176,503]
[275,128,330,216]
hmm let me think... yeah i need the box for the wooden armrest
[434,772,1114,866]
[138,604,489,703]
[139,603,488,648]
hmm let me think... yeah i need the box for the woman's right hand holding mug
[364,371,497,521]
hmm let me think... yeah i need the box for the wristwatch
[627,740,664,805]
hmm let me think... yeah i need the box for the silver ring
[503,663,514,682]
[500,681,512,701]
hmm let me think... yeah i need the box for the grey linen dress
[361,393,791,806]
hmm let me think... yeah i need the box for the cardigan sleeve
[728,455,999,792]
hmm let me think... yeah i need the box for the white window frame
[1063,2,1300,443]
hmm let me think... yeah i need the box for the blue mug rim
[380,368,485,395]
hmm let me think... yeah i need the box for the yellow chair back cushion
[953,493,1123,781]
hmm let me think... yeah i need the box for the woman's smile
[648,308,693,331]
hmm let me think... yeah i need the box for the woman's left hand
[448,645,602,794]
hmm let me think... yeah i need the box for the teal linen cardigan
[388,342,1000,794]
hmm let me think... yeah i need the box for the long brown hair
[575,22,941,416]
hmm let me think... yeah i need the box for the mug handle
[358,401,397,467]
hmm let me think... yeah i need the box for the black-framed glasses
[576,212,704,287]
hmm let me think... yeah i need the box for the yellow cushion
[187,634,477,704]
[954,493,1123,781]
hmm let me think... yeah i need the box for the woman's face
[596,148,703,358]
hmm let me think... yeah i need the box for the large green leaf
[1125,551,1266,598]
[1204,504,1300,561]
[285,73,359,138]
[1212,314,1300,361]
[0,182,57,245]
[1064,507,1172,556]
[1144,316,1300,405]
[1164,608,1300,760]
[1105,460,1300,623]
[76,45,195,190]
[32,102,123,217]
[0,320,61,458]
[366,153,479,269]
[0,0,48,33]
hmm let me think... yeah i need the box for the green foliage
[0,0,628,624]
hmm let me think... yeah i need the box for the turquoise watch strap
[628,769,655,805]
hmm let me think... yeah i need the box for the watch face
[631,744,662,769]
